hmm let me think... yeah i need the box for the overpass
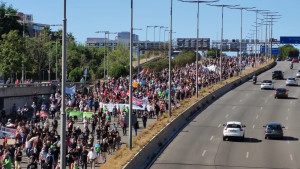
[0,82,88,113]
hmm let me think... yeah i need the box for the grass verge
[99,61,274,169]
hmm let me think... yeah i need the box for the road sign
[280,36,300,44]
[260,46,279,55]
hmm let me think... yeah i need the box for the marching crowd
[0,56,259,169]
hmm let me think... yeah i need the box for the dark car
[272,70,284,80]
[274,88,288,99]
[276,57,282,61]
[264,122,284,139]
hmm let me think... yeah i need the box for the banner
[83,112,94,118]
[101,97,151,112]
[66,85,76,95]
[69,111,83,118]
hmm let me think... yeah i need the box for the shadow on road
[287,97,298,100]
[227,137,262,143]
[267,136,298,141]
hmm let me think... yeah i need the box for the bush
[110,65,128,78]
[68,67,83,82]
[173,51,196,67]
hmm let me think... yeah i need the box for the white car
[261,80,274,89]
[286,77,298,86]
[223,121,245,141]
[296,70,300,78]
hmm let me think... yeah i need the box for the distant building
[16,12,54,38]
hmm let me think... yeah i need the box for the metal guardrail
[0,82,90,88]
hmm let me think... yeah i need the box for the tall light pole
[133,28,143,73]
[163,27,169,56]
[159,26,167,53]
[208,4,238,83]
[106,31,117,77]
[230,6,255,75]
[95,31,109,78]
[146,26,154,61]
[129,0,133,150]
[179,0,219,98]
[264,15,281,60]
[60,0,67,168]
[247,9,269,67]
[48,24,62,81]
[261,12,278,60]
[153,25,159,56]
[168,0,173,117]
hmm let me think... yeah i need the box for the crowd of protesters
[0,56,261,169]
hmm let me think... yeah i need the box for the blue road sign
[260,46,279,55]
[280,36,300,44]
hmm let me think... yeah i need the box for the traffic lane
[151,61,299,169]
[151,70,271,169]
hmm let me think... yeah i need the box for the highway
[150,61,300,169]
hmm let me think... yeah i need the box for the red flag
[140,69,144,74]
[146,68,149,73]
[126,90,129,96]
[104,89,107,96]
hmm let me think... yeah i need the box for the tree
[107,45,130,75]
[26,37,47,81]
[279,44,299,59]
[206,48,226,58]
[109,65,128,78]
[0,30,24,80]
[0,3,23,40]
[68,67,82,82]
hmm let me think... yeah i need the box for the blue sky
[4,0,300,46]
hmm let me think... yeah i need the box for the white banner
[66,85,76,94]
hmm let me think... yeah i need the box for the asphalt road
[150,61,300,169]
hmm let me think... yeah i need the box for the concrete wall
[123,62,276,169]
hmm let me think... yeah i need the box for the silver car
[286,77,298,86]
[296,70,300,78]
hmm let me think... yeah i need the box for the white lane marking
[202,150,207,157]
[265,99,268,103]
[288,141,290,144]
[286,126,288,130]
[246,93,249,96]
[246,152,249,158]
[210,136,214,141]
[286,116,289,121]
[239,99,242,102]
[290,101,293,104]
[225,114,229,118]
[253,125,255,129]
[256,115,259,119]
[232,106,236,110]
[261,107,263,110]
[218,124,222,128]
[288,108,290,112]
[290,154,293,161]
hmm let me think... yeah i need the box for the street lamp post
[208,4,238,83]
[95,31,108,78]
[153,26,159,56]
[60,0,67,168]
[146,26,154,61]
[230,6,255,75]
[261,12,278,60]
[133,28,143,74]
[129,0,133,150]
[247,9,269,67]
[106,32,117,77]
[169,0,173,117]
[264,15,280,60]
[179,0,219,98]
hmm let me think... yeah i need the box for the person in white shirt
[87,148,97,169]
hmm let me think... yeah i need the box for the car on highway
[292,58,299,63]
[274,88,288,99]
[286,57,292,61]
[286,77,298,86]
[264,122,284,139]
[272,70,284,80]
[223,121,245,141]
[296,70,300,78]
[260,80,274,90]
